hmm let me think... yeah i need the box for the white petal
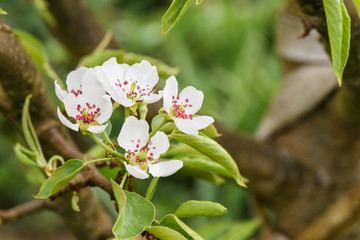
[54,80,68,102]
[143,91,163,104]
[63,94,79,118]
[192,115,214,130]
[57,107,79,131]
[87,124,107,134]
[83,68,103,89]
[66,66,88,92]
[179,86,204,115]
[163,76,178,113]
[124,163,149,179]
[148,160,183,177]
[125,60,159,91]
[96,95,113,124]
[111,88,134,107]
[148,131,169,159]
[117,116,149,152]
[173,118,199,135]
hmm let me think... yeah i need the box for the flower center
[70,102,100,124]
[115,78,151,102]
[170,96,193,119]
[124,139,159,168]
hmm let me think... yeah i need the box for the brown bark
[0,18,113,240]
[45,0,118,60]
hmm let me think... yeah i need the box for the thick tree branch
[0,199,54,224]
[0,18,113,240]
[45,0,118,60]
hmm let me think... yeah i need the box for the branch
[45,0,119,60]
[0,199,53,224]
[295,183,360,240]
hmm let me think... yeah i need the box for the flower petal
[143,90,163,104]
[173,118,199,135]
[191,115,214,130]
[148,160,183,177]
[117,116,149,152]
[87,124,107,134]
[125,60,159,91]
[54,80,68,102]
[163,76,178,113]
[178,86,204,115]
[66,66,88,92]
[124,163,149,179]
[57,107,79,131]
[148,131,169,159]
[63,94,79,118]
[96,95,113,124]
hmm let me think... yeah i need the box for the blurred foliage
[0,0,284,238]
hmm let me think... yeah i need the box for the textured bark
[0,18,113,240]
[45,0,118,60]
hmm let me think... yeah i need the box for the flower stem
[145,177,159,201]
[149,118,168,139]
[119,172,128,189]
[89,133,124,159]
[102,131,113,146]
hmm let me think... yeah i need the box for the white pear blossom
[118,116,183,179]
[163,76,214,135]
[55,67,113,134]
[95,57,163,108]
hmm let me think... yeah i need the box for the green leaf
[35,159,85,199]
[354,0,360,18]
[219,218,261,240]
[0,8,8,15]
[199,124,221,139]
[323,0,350,86]
[146,226,187,240]
[79,49,179,79]
[71,191,80,212]
[145,177,159,201]
[14,143,38,167]
[160,214,204,240]
[175,200,227,217]
[151,113,168,131]
[113,190,155,240]
[161,0,194,36]
[172,134,246,187]
[111,179,126,215]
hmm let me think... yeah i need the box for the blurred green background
[0,0,284,239]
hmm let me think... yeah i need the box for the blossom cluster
[55,58,214,179]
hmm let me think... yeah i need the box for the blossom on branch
[118,116,183,179]
[95,58,163,109]
[163,76,214,135]
[55,67,113,134]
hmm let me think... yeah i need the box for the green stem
[168,128,177,140]
[89,133,124,159]
[84,157,114,166]
[145,177,159,201]
[102,131,113,145]
[149,118,169,139]
[119,172,128,189]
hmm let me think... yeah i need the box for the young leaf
[199,124,221,139]
[161,0,194,36]
[0,8,7,15]
[160,214,204,240]
[151,113,168,131]
[172,134,246,187]
[195,0,204,4]
[175,200,227,217]
[113,190,155,240]
[323,0,351,86]
[146,226,187,240]
[35,159,85,199]
[71,191,80,212]
[14,143,39,167]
